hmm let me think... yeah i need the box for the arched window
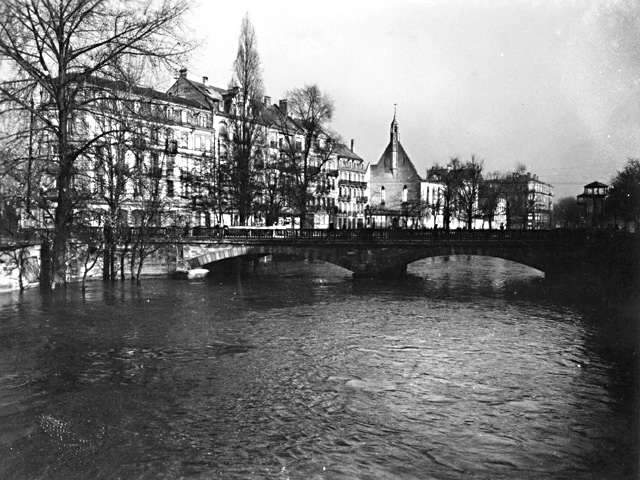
[402,185,408,203]
[381,186,386,205]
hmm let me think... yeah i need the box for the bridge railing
[8,226,631,246]
[184,227,608,244]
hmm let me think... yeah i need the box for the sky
[175,0,640,199]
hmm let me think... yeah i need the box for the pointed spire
[390,104,398,173]
[390,103,399,142]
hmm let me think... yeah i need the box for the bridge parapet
[182,228,637,281]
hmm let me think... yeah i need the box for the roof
[370,141,423,181]
[78,74,208,110]
[334,142,364,161]
[165,76,225,110]
[183,77,225,103]
[584,181,608,188]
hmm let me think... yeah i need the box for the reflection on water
[0,256,637,479]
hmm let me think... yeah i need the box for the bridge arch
[186,243,555,278]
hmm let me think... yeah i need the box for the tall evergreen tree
[228,13,265,225]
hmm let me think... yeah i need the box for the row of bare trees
[225,14,338,230]
[425,158,544,230]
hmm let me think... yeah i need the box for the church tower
[390,106,399,174]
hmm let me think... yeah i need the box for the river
[0,256,637,479]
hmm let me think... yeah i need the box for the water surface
[0,256,637,479]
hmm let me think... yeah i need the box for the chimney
[350,139,354,152]
[264,96,271,106]
[279,99,288,116]
[179,68,187,78]
[202,76,208,86]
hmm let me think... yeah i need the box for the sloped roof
[76,74,208,110]
[262,103,303,133]
[334,142,364,161]
[184,77,225,102]
[166,76,225,109]
[584,181,608,188]
[370,141,423,181]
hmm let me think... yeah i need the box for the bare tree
[0,0,192,287]
[227,13,265,225]
[457,155,484,229]
[273,84,337,228]
[501,163,531,229]
[426,189,442,228]
[427,158,465,230]
[128,151,175,284]
[478,171,502,229]
[255,150,290,226]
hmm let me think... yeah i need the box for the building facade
[368,113,428,228]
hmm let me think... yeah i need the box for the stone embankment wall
[0,243,182,292]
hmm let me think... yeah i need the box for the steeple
[390,104,399,173]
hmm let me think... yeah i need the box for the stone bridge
[181,228,638,282]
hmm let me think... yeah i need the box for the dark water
[0,256,637,479]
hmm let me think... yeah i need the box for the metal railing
[3,226,631,247]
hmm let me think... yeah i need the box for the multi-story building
[331,140,367,229]
[24,75,221,232]
[527,175,554,228]
[481,172,554,229]
[26,68,369,232]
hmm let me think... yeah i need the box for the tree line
[419,157,550,231]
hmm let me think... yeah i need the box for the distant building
[527,175,554,229]
[368,112,427,228]
[477,172,553,229]
[577,181,608,228]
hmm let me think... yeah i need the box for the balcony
[338,179,367,189]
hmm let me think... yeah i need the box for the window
[402,185,408,203]
[381,186,386,205]
[166,180,174,198]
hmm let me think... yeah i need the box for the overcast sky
[178,0,640,199]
